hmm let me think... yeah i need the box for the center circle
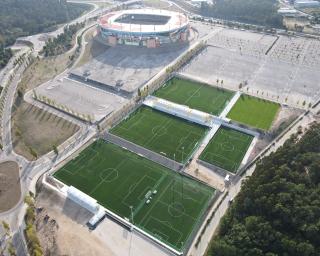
[168,202,185,218]
[152,126,167,136]
[100,168,118,182]
[221,142,234,152]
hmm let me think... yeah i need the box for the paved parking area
[182,29,320,106]
[71,44,187,95]
[35,78,128,122]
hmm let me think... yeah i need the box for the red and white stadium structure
[98,9,190,48]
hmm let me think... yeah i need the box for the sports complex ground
[110,106,208,163]
[54,140,215,251]
[227,95,280,130]
[154,77,234,116]
[199,126,253,173]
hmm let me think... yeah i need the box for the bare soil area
[18,50,75,93]
[270,106,304,137]
[248,106,304,162]
[35,186,114,256]
[0,161,21,213]
[12,99,79,160]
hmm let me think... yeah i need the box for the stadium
[98,9,190,47]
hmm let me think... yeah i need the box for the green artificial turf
[199,126,253,173]
[154,77,234,116]
[110,106,208,163]
[227,94,280,130]
[54,140,215,251]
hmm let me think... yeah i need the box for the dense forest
[42,22,84,57]
[201,0,283,28]
[208,122,320,256]
[0,0,90,69]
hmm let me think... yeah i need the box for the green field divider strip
[181,128,210,166]
[103,133,183,171]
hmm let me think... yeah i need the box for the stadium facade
[98,9,190,48]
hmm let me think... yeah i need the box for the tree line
[201,0,283,28]
[208,122,320,256]
[41,22,84,57]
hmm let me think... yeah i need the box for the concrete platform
[183,32,320,106]
[70,44,187,96]
[35,78,128,122]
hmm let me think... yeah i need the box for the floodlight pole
[182,146,184,164]
[130,205,134,225]
[128,206,134,256]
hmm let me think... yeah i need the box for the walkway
[143,96,214,127]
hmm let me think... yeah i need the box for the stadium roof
[99,9,188,34]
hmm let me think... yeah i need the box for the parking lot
[182,29,320,106]
[71,44,187,95]
[35,78,128,122]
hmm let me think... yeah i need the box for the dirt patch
[0,161,21,213]
[35,187,114,256]
[18,50,75,93]
[12,99,79,160]
[247,106,304,162]
[271,106,304,137]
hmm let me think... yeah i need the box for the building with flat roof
[294,0,320,8]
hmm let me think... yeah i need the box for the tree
[53,145,58,155]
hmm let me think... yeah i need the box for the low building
[278,8,299,17]
[294,0,320,8]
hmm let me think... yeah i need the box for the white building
[294,0,320,8]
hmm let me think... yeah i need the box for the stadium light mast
[129,205,134,225]
[181,146,184,163]
[129,206,134,256]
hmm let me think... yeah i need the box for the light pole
[181,146,184,163]
[129,205,134,225]
[129,205,134,256]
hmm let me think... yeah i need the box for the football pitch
[199,126,253,173]
[227,94,280,130]
[110,106,208,163]
[154,77,234,116]
[54,140,215,251]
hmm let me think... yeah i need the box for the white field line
[219,91,241,118]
